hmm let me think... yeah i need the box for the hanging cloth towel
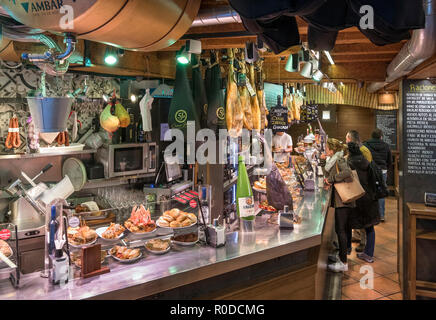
[140,88,154,132]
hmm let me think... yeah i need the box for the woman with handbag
[323,138,355,272]
[347,142,380,263]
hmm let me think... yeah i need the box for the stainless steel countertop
[0,187,331,300]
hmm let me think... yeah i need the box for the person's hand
[320,153,327,160]
[324,178,331,186]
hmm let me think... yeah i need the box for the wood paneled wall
[288,104,376,143]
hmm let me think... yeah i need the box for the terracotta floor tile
[376,232,397,243]
[342,274,359,286]
[373,277,401,296]
[341,198,400,300]
[385,273,399,283]
[342,282,384,300]
[372,259,398,276]
[379,254,397,266]
[374,246,397,258]
[387,292,403,300]
[383,241,398,252]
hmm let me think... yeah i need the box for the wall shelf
[416,230,436,241]
[0,149,97,160]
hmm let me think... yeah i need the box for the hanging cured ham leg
[248,63,261,131]
[226,48,243,137]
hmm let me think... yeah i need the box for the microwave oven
[96,143,158,178]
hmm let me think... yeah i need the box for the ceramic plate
[171,239,199,246]
[110,250,142,263]
[156,220,196,230]
[68,236,98,248]
[144,241,171,255]
[96,226,124,242]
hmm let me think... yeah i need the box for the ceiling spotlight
[300,62,313,78]
[130,94,137,103]
[104,46,118,65]
[312,70,324,82]
[176,46,191,64]
[324,51,335,65]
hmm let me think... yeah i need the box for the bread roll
[170,221,182,228]
[187,213,197,223]
[158,219,169,227]
[169,208,181,219]
[177,214,188,223]
[162,215,174,223]
[182,219,192,227]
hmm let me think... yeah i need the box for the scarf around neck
[325,151,344,173]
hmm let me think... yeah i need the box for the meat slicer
[5,164,75,240]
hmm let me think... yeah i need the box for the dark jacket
[347,144,380,229]
[323,153,355,209]
[364,138,392,170]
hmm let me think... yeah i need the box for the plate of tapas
[96,223,125,242]
[259,201,277,213]
[124,205,157,235]
[253,178,267,193]
[109,245,142,263]
[171,232,199,246]
[145,238,171,255]
[67,225,98,248]
[156,208,197,229]
[0,240,13,267]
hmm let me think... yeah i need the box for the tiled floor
[341,197,404,300]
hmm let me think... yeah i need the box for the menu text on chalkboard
[268,103,289,132]
[403,80,436,177]
[375,110,398,151]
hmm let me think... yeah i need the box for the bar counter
[0,188,333,300]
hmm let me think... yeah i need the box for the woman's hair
[347,142,362,156]
[327,138,347,154]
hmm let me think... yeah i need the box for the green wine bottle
[236,155,255,221]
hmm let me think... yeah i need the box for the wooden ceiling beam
[331,42,405,56]
[263,61,388,83]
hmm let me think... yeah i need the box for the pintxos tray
[109,246,142,263]
[96,225,125,242]
[144,239,171,255]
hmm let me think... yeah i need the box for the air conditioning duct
[2,0,201,52]
[368,0,436,92]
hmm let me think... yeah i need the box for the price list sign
[403,80,436,177]
[375,110,398,151]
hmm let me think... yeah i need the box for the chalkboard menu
[375,110,398,151]
[264,82,283,110]
[268,104,289,132]
[401,79,436,203]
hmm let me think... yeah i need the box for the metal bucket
[27,97,73,133]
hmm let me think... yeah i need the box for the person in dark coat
[347,142,380,263]
[364,128,392,222]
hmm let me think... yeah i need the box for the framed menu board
[400,79,436,297]
[375,110,398,151]
[402,79,436,187]
[268,104,289,132]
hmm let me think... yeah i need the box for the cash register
[143,161,193,203]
